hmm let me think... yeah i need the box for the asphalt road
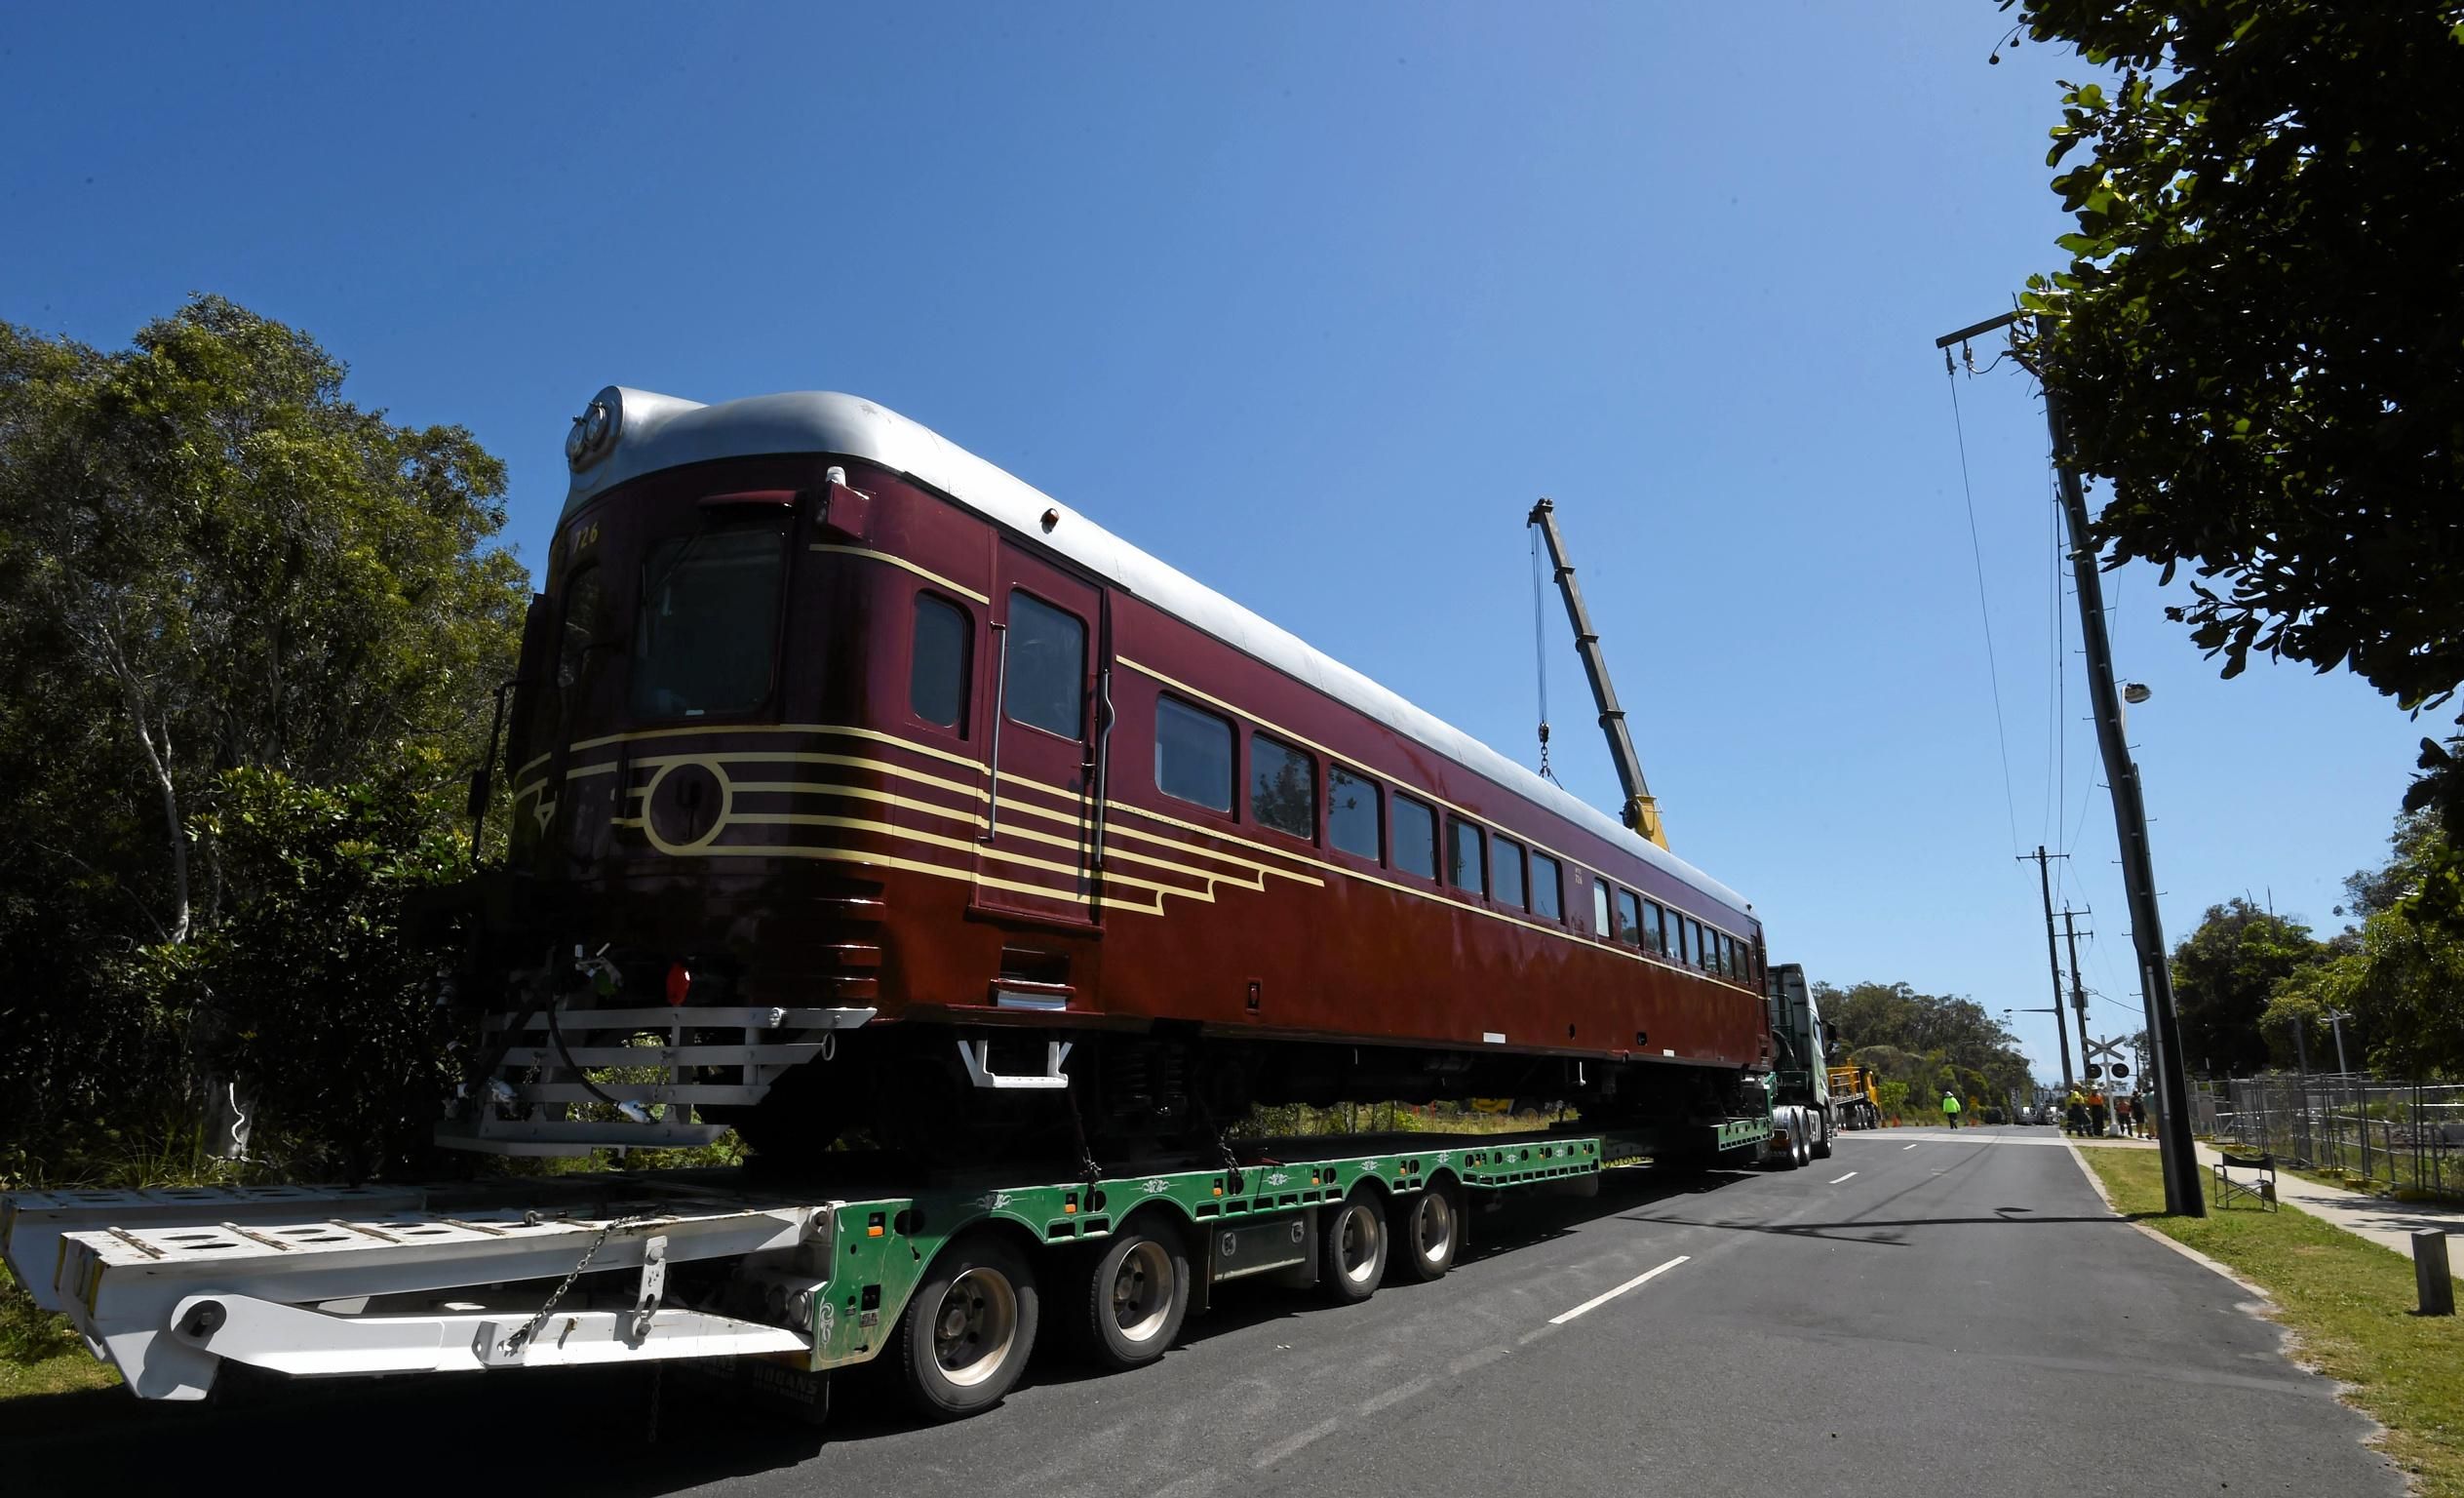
[8,1125,2402,1496]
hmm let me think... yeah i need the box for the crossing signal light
[2086,1064,2103,1079]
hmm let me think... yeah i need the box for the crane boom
[1527,497,1667,849]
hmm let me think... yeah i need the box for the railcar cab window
[1448,817,1485,896]
[1329,765,1382,860]
[1614,888,1643,949]
[1251,733,1315,841]
[1643,899,1668,958]
[1591,878,1611,938]
[1530,852,1562,921]
[1392,795,1438,881]
[1493,837,1527,910]
[910,594,970,729]
[1155,694,1233,812]
[559,565,606,708]
[631,525,785,721]
[1003,591,1084,737]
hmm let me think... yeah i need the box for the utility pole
[2060,908,2095,1088]
[1936,310,2205,1216]
[2021,846,2076,1090]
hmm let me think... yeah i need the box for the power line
[1945,362,2023,856]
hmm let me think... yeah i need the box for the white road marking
[1253,1417,1341,1468]
[1447,1345,1509,1375]
[1902,1142,1920,1150]
[1829,1171,1858,1184]
[1355,1374,1433,1416]
[1547,1254,1690,1325]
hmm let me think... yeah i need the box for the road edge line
[2060,1140,2270,1303]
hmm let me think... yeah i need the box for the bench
[2211,1150,2278,1211]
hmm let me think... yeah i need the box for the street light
[2323,1009,2355,1076]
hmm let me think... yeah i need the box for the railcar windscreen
[631,527,786,720]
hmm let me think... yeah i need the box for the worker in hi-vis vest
[1940,1090,1962,1128]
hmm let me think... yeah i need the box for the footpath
[2189,1137,2464,1280]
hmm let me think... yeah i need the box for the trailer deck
[4,1120,1765,1416]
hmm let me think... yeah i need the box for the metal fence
[2210,1072,2464,1198]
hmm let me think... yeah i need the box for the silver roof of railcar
[563,387,1752,921]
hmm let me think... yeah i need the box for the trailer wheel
[1319,1191,1388,1303]
[895,1235,1040,1421]
[1388,1180,1461,1283]
[1074,1221,1191,1370]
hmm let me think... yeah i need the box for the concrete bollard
[2415,1231,2455,1317]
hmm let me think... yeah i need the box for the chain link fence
[2210,1073,2464,1198]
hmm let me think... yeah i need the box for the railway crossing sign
[2085,1037,2132,1083]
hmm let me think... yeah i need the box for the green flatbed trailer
[1,1116,1773,1424]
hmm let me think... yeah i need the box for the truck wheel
[895,1235,1040,1421]
[1811,1113,1833,1160]
[1388,1181,1461,1282]
[1075,1222,1190,1370]
[1320,1192,1388,1303]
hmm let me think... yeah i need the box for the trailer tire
[1388,1179,1462,1282]
[895,1234,1040,1421]
[1319,1190,1389,1303]
[1073,1219,1191,1370]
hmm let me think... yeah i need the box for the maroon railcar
[446,387,1772,1162]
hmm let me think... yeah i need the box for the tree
[2265,811,2464,1077]
[0,297,527,1175]
[2004,2,2464,910]
[1816,980,2035,1102]
[2169,898,2327,1077]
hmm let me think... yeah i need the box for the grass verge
[1,1262,118,1402]
[2082,1145,2464,1498]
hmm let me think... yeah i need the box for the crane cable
[1530,520,1557,782]
[1945,346,2024,856]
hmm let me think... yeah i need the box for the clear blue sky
[4,4,2428,1084]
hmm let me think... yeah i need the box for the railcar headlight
[565,386,623,470]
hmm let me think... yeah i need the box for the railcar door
[972,542,1107,926]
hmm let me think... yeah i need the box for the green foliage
[0,297,527,1179]
[157,764,475,1179]
[2006,1,2464,924]
[1817,980,2034,1101]
[2170,898,2328,1076]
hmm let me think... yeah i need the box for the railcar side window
[1709,930,1727,976]
[1723,933,1740,979]
[1643,899,1667,957]
[1614,888,1643,949]
[1448,817,1485,895]
[1675,917,1695,967]
[1689,919,1707,969]
[910,594,970,729]
[1493,837,1526,910]
[632,527,787,720]
[1392,795,1438,880]
[1531,853,1562,921]
[1155,694,1233,812]
[1003,591,1085,737]
[1251,733,1315,841]
[1591,878,1611,936]
[1329,766,1382,859]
